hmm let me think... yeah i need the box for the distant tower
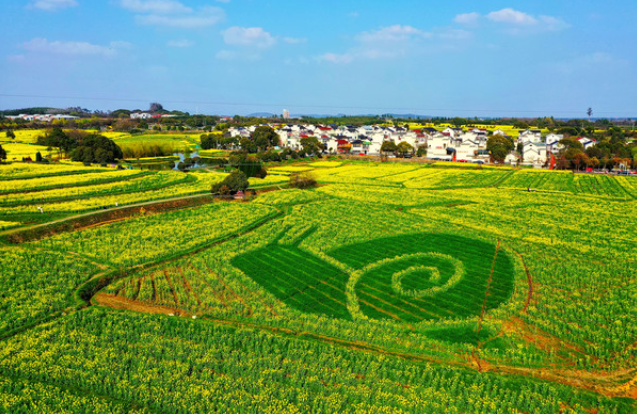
[283,109,290,120]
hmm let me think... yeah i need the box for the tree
[229,152,265,178]
[559,137,584,151]
[516,142,524,161]
[35,151,43,162]
[149,102,164,112]
[211,170,249,194]
[587,107,593,122]
[557,126,580,137]
[571,151,589,171]
[289,173,317,189]
[113,118,136,132]
[300,136,324,156]
[396,141,414,157]
[70,134,123,164]
[6,129,15,140]
[0,145,6,161]
[239,137,257,153]
[380,140,397,158]
[486,135,514,164]
[252,126,279,150]
[37,128,76,156]
[587,156,600,170]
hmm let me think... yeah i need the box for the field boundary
[0,193,217,243]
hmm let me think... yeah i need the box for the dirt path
[510,247,534,313]
[94,293,189,316]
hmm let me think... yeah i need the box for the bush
[289,173,317,189]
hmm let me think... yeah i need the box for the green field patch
[233,231,514,323]
[231,237,351,320]
[424,324,507,350]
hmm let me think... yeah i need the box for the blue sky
[1,0,635,118]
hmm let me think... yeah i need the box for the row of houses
[226,124,597,166]
[130,112,177,120]
[5,114,80,122]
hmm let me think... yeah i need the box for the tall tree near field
[587,107,593,122]
[587,156,600,170]
[380,140,397,159]
[0,144,6,161]
[252,126,279,150]
[486,135,514,164]
[6,129,15,140]
[300,136,324,156]
[396,141,414,156]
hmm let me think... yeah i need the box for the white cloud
[357,25,429,43]
[487,8,537,25]
[454,12,479,25]
[118,0,191,14]
[120,1,225,29]
[283,37,306,44]
[538,15,570,31]
[19,38,130,57]
[222,27,276,48]
[435,28,472,40]
[215,49,260,61]
[29,0,77,11]
[136,6,224,28]
[167,39,193,47]
[471,8,569,33]
[318,23,471,64]
[317,53,353,64]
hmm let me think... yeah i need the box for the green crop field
[1,159,636,413]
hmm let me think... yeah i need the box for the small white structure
[522,142,548,165]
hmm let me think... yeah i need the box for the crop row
[498,170,635,199]
[0,169,145,194]
[35,201,279,267]
[0,307,622,414]
[0,171,189,206]
[0,162,111,180]
[0,246,98,336]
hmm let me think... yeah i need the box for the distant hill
[0,107,57,116]
[247,112,276,118]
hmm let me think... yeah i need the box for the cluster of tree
[380,141,415,157]
[176,156,201,172]
[556,135,636,171]
[487,136,515,164]
[228,152,267,178]
[36,128,122,164]
[71,135,123,165]
[201,133,239,150]
[211,171,249,195]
